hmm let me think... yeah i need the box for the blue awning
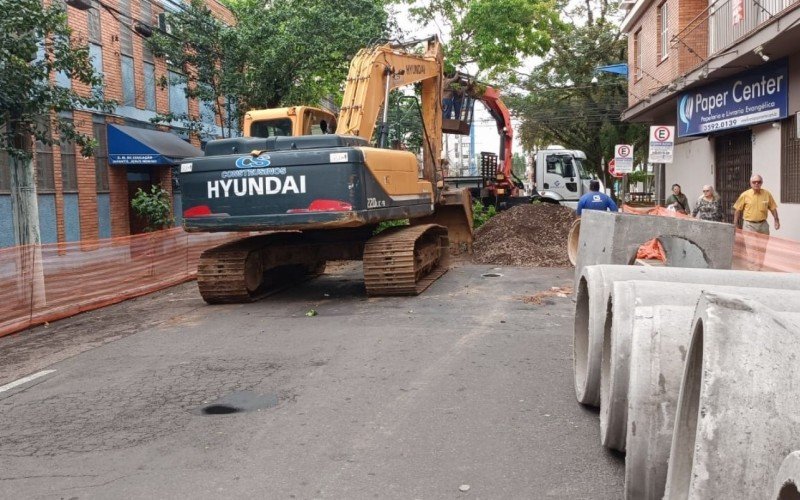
[107,124,203,166]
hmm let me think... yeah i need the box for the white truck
[530,146,601,209]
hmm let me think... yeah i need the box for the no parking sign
[648,125,674,163]
[614,144,634,174]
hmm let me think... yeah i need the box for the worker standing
[576,180,618,216]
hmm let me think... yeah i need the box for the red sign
[608,159,623,178]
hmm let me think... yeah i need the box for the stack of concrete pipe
[573,264,800,499]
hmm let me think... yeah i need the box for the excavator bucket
[412,187,473,254]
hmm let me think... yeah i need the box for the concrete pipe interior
[631,236,710,268]
[567,219,580,266]
[574,276,591,397]
[779,482,800,500]
[599,294,617,445]
[665,319,705,500]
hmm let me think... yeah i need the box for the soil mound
[472,203,577,267]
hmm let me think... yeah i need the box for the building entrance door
[714,130,752,223]
[127,166,156,234]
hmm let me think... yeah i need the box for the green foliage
[131,185,174,232]
[511,153,527,178]
[472,200,497,229]
[626,168,649,185]
[374,218,409,235]
[512,0,648,175]
[0,0,115,159]
[149,0,388,137]
[406,0,560,79]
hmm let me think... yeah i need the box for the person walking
[733,174,780,233]
[576,180,618,216]
[692,185,724,222]
[733,174,779,271]
[665,183,691,214]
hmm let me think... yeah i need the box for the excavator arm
[336,37,444,185]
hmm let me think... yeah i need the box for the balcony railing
[671,0,798,73]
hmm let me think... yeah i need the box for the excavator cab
[244,106,337,138]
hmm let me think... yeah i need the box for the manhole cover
[482,273,503,278]
[196,391,279,416]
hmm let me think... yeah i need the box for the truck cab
[534,146,598,208]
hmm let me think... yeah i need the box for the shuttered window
[781,115,800,203]
[93,120,109,193]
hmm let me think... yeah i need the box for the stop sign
[608,159,622,178]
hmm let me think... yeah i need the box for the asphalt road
[0,263,623,499]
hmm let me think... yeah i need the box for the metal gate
[714,130,752,223]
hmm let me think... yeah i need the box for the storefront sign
[677,60,788,137]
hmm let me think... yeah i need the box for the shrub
[131,185,174,232]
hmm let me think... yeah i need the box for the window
[89,43,104,97]
[200,84,216,126]
[141,0,154,63]
[633,29,642,80]
[0,148,9,193]
[781,115,800,203]
[121,55,136,107]
[93,119,109,192]
[88,0,102,43]
[168,71,188,116]
[144,62,156,111]
[35,138,55,193]
[658,2,669,62]
[545,155,576,178]
[61,120,77,192]
[118,0,134,56]
[250,119,293,138]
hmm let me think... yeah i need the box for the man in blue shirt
[576,180,618,216]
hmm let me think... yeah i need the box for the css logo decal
[236,155,271,169]
[678,95,693,132]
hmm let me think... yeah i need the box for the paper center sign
[614,144,634,173]
[648,125,674,164]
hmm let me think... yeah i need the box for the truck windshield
[574,158,592,180]
[250,119,292,138]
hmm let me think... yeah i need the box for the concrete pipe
[567,218,580,267]
[600,280,800,451]
[623,289,800,499]
[573,264,799,406]
[774,451,800,500]
[663,293,800,500]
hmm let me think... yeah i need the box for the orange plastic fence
[0,228,242,339]
[622,204,800,272]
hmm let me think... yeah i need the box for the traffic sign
[648,125,674,164]
[614,144,634,173]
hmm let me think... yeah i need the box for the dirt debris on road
[472,203,577,267]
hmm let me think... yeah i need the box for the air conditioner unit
[158,13,172,34]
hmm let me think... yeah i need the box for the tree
[0,0,113,245]
[511,0,647,176]
[148,0,389,138]
[405,0,560,78]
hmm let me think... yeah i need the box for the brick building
[621,0,800,240]
[0,0,234,248]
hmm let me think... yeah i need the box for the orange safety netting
[622,204,800,272]
[0,228,242,339]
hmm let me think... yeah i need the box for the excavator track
[362,224,450,296]
[197,233,324,304]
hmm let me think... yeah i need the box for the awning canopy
[107,124,203,166]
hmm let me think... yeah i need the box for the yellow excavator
[179,37,472,303]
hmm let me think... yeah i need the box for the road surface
[0,263,623,498]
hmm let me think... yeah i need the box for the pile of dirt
[472,203,577,267]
